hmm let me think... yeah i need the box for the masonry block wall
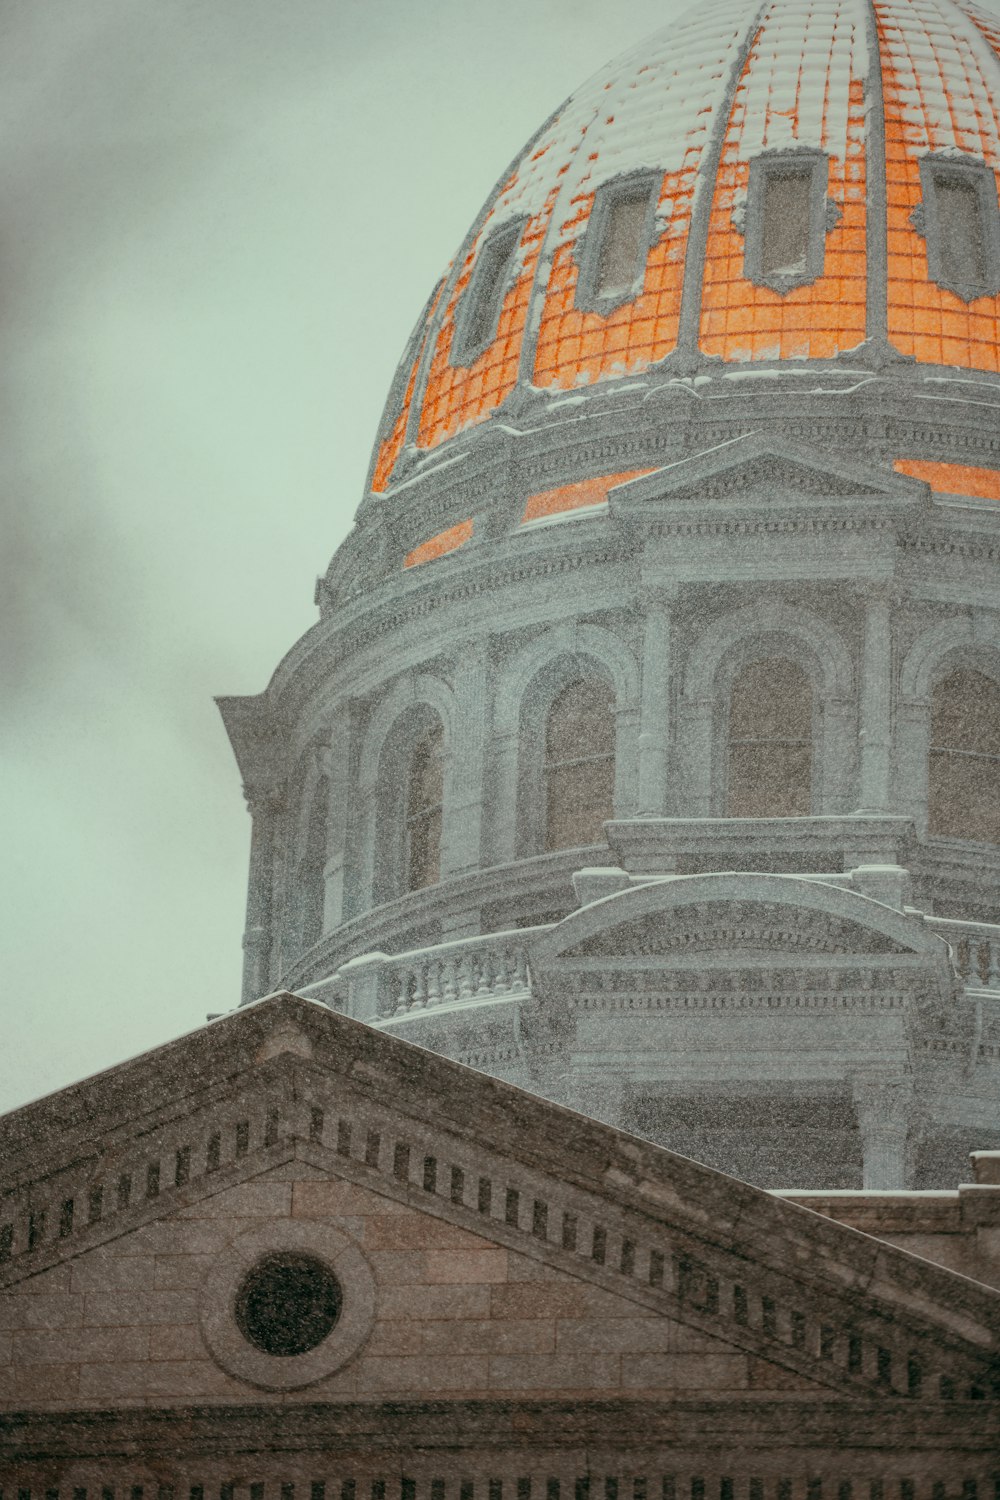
[0,1163,814,1411]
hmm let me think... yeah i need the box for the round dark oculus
[234,1252,342,1357]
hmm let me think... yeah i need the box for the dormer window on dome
[744,152,831,295]
[452,219,524,366]
[576,172,660,313]
[916,155,1000,303]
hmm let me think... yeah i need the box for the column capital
[853,582,900,611]
[850,1070,914,1127]
[640,582,679,612]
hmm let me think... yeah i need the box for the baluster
[425,958,443,1006]
[511,947,529,993]
[442,956,458,1003]
[987,939,1000,991]
[476,951,493,997]
[495,947,511,996]
[410,960,427,1010]
[458,954,475,1000]
[976,941,988,987]
[392,963,411,1016]
[957,937,971,982]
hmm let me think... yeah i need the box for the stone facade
[218,0,1000,1191]
[1,994,998,1480]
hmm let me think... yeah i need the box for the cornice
[3,1396,998,1460]
[1,995,998,1404]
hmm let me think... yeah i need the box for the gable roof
[1,992,997,1403]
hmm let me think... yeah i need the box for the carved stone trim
[199,1220,376,1391]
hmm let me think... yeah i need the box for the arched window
[543,679,615,851]
[727,659,812,817]
[298,774,329,949]
[405,723,444,890]
[929,669,1000,842]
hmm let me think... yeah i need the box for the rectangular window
[576,173,658,310]
[761,169,812,277]
[456,221,522,364]
[936,176,988,287]
[920,156,1000,300]
[595,189,650,297]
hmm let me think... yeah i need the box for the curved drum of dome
[220,0,1000,1194]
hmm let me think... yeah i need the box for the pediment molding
[608,434,928,512]
[529,875,953,976]
[0,995,997,1403]
[559,901,912,961]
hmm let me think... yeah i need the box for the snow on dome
[370,0,1000,495]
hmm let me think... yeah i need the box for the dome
[222,0,1000,1195]
[370,0,1000,494]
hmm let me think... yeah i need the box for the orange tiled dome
[371,0,1000,494]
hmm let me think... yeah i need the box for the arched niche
[898,616,1000,841]
[356,673,456,910]
[491,626,640,862]
[680,606,854,817]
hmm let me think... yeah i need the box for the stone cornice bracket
[242,780,286,819]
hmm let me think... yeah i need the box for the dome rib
[368,0,1000,496]
[675,0,774,361]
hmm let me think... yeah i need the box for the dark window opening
[929,668,1000,843]
[595,189,651,298]
[406,723,444,891]
[728,658,813,817]
[543,679,616,851]
[235,1252,342,1357]
[936,176,988,288]
[761,169,812,277]
[456,222,521,364]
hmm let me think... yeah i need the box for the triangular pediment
[608,433,928,513]
[0,993,996,1407]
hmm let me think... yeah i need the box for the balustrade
[377,930,537,1019]
[926,916,1000,989]
[314,929,543,1023]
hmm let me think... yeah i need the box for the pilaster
[322,706,354,932]
[852,1071,914,1190]
[443,637,490,879]
[856,590,894,814]
[240,781,286,1006]
[637,588,675,816]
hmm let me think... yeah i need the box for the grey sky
[8,0,1000,1114]
[2,0,690,1111]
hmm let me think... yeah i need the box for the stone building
[1,993,999,1484]
[218,0,1000,1193]
[4,0,1000,1483]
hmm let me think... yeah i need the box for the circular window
[235,1253,342,1356]
[199,1222,376,1391]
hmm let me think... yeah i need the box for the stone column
[852,1072,913,1189]
[444,637,489,879]
[322,707,352,931]
[678,695,714,816]
[856,590,893,814]
[637,588,674,816]
[240,781,285,1006]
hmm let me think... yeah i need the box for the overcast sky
[1,0,694,1112]
[9,0,1000,1116]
